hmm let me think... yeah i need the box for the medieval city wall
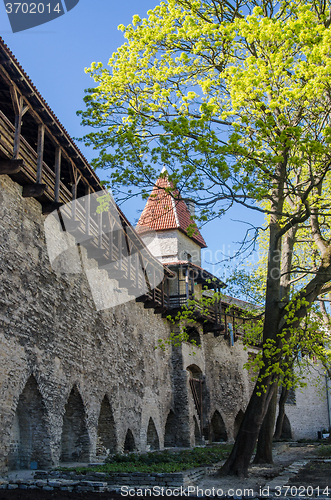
[203,334,254,442]
[0,174,175,471]
[1,173,330,473]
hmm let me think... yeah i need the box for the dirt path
[199,444,331,498]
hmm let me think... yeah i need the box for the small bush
[316,445,331,457]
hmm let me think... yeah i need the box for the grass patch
[316,444,331,457]
[58,445,232,474]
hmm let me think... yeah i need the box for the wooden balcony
[0,58,170,310]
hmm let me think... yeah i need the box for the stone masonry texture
[0,174,329,473]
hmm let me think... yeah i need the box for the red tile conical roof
[137,173,207,248]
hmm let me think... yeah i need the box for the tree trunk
[219,375,274,477]
[253,384,278,463]
[254,225,298,462]
[220,206,284,476]
[274,386,289,440]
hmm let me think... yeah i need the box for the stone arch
[124,429,136,452]
[234,409,244,439]
[186,364,202,379]
[280,414,292,440]
[210,410,228,442]
[193,415,201,445]
[164,410,177,448]
[96,396,116,456]
[147,417,160,451]
[7,375,52,470]
[60,385,90,462]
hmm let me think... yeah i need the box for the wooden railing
[0,107,167,304]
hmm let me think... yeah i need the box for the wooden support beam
[54,147,61,203]
[12,95,24,160]
[10,85,20,115]
[36,124,45,184]
[71,182,77,219]
[42,202,63,215]
[134,252,140,289]
[126,235,131,282]
[85,185,91,235]
[0,159,23,174]
[93,248,108,259]
[70,162,82,220]
[98,212,103,249]
[109,220,114,262]
[65,220,81,233]
[22,105,29,117]
[22,183,47,198]
[118,277,135,288]
[161,279,165,308]
[118,225,123,271]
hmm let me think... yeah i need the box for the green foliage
[58,445,232,474]
[317,445,331,457]
[79,0,331,227]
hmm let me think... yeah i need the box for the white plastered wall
[285,363,330,440]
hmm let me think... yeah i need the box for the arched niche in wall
[124,429,136,452]
[234,409,244,439]
[147,417,160,451]
[210,410,228,442]
[164,410,177,448]
[96,396,117,456]
[280,414,292,440]
[7,375,52,470]
[60,385,90,462]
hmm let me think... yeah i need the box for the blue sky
[1,0,263,278]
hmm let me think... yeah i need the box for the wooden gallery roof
[0,37,172,307]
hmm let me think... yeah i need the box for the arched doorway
[147,417,160,450]
[164,410,177,447]
[234,409,244,439]
[187,365,204,445]
[60,386,90,462]
[193,416,201,445]
[8,376,52,470]
[210,410,228,442]
[124,429,136,452]
[97,396,116,456]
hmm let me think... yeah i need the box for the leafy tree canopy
[80,0,331,226]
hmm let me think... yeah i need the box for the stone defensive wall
[0,171,254,472]
[0,37,255,473]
